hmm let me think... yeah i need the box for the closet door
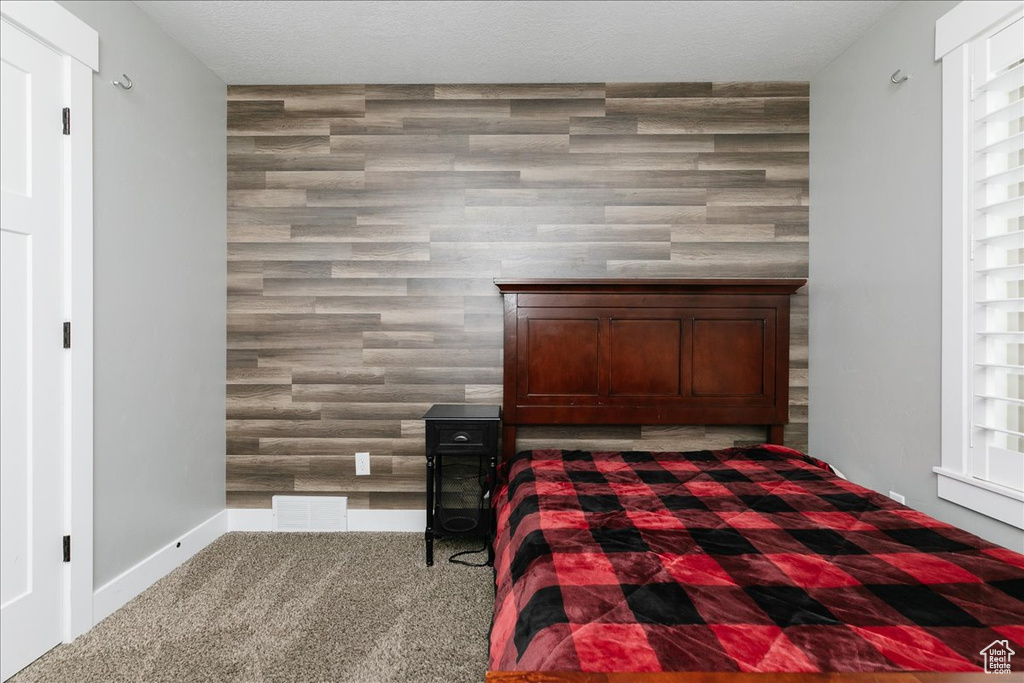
[1,18,66,680]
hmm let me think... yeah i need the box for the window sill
[934,467,1024,529]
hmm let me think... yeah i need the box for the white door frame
[0,0,96,642]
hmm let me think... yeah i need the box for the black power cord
[448,542,490,567]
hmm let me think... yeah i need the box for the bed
[487,279,1023,682]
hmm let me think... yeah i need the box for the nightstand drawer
[436,425,485,448]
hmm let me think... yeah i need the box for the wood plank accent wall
[226,83,809,510]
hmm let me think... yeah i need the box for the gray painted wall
[58,1,227,587]
[809,0,1022,550]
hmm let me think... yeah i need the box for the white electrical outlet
[888,491,905,505]
[355,452,370,476]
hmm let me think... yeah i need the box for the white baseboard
[92,510,228,624]
[226,508,425,532]
[348,509,425,532]
[227,508,272,531]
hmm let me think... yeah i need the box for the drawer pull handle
[452,432,470,442]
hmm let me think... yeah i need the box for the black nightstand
[423,404,500,567]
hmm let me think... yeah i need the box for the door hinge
[63,535,71,563]
[62,107,70,135]
[63,321,71,349]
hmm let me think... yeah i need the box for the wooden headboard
[495,279,806,460]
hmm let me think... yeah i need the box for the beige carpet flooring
[11,532,494,683]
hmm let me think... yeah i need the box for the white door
[0,18,66,681]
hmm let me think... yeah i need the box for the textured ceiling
[132,0,900,85]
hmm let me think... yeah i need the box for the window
[937,1,1024,529]
[969,17,1024,490]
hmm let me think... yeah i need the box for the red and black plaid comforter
[489,446,1024,673]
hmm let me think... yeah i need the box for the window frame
[936,0,1024,530]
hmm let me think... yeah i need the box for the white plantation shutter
[968,15,1024,492]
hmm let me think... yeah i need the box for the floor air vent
[272,496,348,532]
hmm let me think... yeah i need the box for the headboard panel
[495,279,806,459]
